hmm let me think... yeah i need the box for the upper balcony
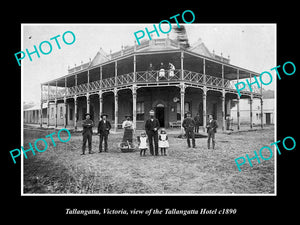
[41,69,261,101]
[41,38,262,101]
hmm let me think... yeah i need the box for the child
[137,132,148,156]
[158,128,169,156]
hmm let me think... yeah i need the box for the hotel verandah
[24,36,263,132]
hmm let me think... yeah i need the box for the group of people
[148,62,176,79]
[81,113,112,154]
[80,109,218,156]
[182,112,218,149]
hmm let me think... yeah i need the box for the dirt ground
[23,126,275,194]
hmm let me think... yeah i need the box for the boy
[206,114,218,149]
[97,114,112,152]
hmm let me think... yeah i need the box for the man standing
[97,114,111,152]
[194,112,201,133]
[145,110,160,156]
[206,114,218,149]
[82,113,94,155]
[182,111,196,148]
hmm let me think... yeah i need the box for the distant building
[231,90,274,125]
[23,104,47,124]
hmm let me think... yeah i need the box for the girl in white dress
[158,129,169,156]
[138,132,148,156]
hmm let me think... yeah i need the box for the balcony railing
[136,70,181,82]
[116,72,134,85]
[206,74,223,87]
[183,70,204,83]
[42,69,261,101]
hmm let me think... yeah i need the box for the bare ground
[23,127,275,194]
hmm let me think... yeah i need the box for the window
[51,107,54,119]
[177,102,190,120]
[69,108,73,121]
[184,102,190,113]
[177,102,181,120]
[60,106,63,119]
[137,102,144,120]
[256,113,262,120]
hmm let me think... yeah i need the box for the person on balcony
[97,113,112,152]
[145,110,160,156]
[147,63,155,82]
[81,113,94,155]
[168,62,175,77]
[148,62,154,71]
[158,62,166,80]
[122,115,134,144]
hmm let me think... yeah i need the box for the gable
[189,40,213,58]
[89,48,110,67]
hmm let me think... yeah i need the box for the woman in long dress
[122,115,134,144]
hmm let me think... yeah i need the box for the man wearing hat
[145,110,160,156]
[97,113,111,152]
[82,113,94,155]
[182,111,196,148]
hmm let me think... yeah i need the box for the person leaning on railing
[168,62,175,77]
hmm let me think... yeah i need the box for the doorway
[155,104,165,127]
[266,113,271,125]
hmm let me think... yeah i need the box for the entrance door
[266,113,271,125]
[155,105,165,127]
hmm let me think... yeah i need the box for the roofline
[182,49,260,76]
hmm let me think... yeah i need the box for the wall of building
[231,98,274,125]
[24,109,47,124]
[48,102,65,126]
[24,110,39,124]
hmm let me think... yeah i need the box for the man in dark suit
[82,113,94,155]
[182,111,196,148]
[206,114,218,149]
[97,114,111,152]
[145,110,160,156]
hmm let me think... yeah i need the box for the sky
[22,24,276,104]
